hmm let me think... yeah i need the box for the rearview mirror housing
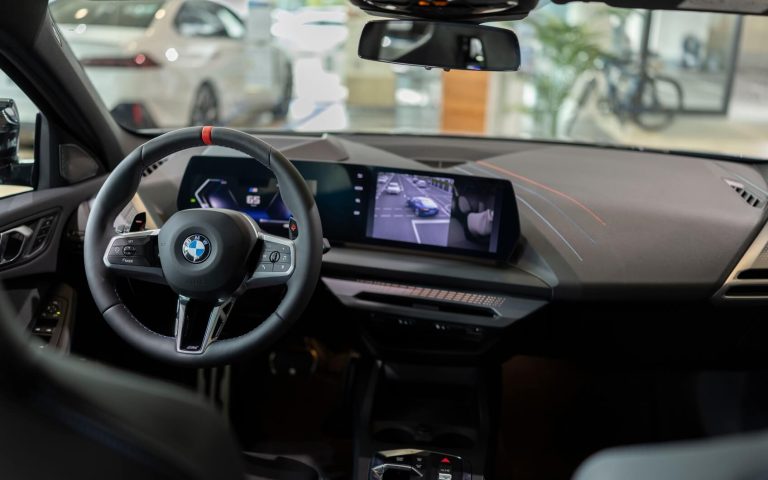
[358,20,521,72]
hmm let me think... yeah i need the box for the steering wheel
[84,127,323,366]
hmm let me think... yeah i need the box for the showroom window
[176,1,245,39]
[0,72,37,200]
[53,1,768,161]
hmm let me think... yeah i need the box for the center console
[354,361,496,480]
[177,156,516,479]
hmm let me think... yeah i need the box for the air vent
[141,158,167,177]
[723,285,768,297]
[725,179,764,208]
[737,269,768,280]
[715,220,768,302]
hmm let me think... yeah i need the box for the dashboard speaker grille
[142,158,167,177]
[356,292,497,317]
[751,242,768,269]
[725,179,764,208]
[356,279,506,308]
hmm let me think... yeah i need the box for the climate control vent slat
[724,285,768,297]
[737,269,768,280]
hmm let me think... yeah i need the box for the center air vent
[725,179,764,208]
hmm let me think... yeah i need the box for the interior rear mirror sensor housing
[358,20,521,72]
[351,0,539,23]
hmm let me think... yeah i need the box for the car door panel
[0,175,104,281]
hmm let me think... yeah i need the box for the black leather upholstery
[243,453,320,480]
[574,430,768,480]
[0,289,245,480]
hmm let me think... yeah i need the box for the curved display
[369,170,504,254]
[177,157,519,260]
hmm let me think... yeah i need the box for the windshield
[49,0,768,160]
[51,1,164,28]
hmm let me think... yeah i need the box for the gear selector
[370,450,467,480]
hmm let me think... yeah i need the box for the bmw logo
[182,234,211,264]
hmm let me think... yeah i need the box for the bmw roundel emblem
[182,234,211,264]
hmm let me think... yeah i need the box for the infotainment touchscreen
[369,171,500,253]
[178,157,519,260]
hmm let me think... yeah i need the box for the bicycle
[565,53,685,136]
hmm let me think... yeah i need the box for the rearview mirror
[358,20,521,72]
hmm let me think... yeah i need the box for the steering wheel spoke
[246,232,296,289]
[174,296,235,354]
[103,229,165,284]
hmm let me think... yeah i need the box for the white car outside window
[48,0,291,129]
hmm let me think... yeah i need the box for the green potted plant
[526,14,607,137]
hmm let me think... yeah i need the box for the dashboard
[134,133,768,315]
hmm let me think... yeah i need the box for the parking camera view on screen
[370,172,498,252]
[371,172,454,247]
